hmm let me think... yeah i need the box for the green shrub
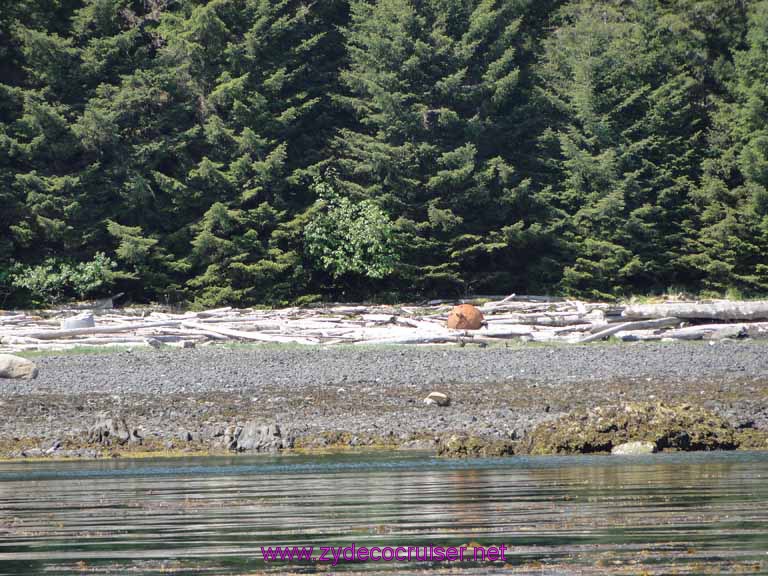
[11,253,116,305]
[304,177,399,280]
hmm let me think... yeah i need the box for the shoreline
[2,439,768,465]
[2,342,768,461]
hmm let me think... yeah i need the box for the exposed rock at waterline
[611,441,657,455]
[0,354,38,380]
[226,422,292,452]
[437,434,515,458]
[88,414,142,446]
[735,428,768,450]
[523,403,738,455]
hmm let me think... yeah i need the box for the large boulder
[447,304,484,330]
[226,422,293,452]
[0,354,39,380]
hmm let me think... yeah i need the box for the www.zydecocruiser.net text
[260,544,508,566]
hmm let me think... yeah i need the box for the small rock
[611,441,657,455]
[181,340,196,349]
[0,354,39,380]
[423,391,451,407]
[145,338,164,349]
[45,439,62,454]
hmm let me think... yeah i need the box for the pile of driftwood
[3,296,768,352]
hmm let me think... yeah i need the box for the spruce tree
[336,0,556,297]
[689,0,768,295]
[539,0,743,298]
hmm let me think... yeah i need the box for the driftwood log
[576,317,680,344]
[4,296,768,352]
[663,323,748,341]
[14,321,182,340]
[623,301,768,321]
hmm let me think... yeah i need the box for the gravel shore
[2,341,768,458]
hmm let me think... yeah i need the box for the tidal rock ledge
[524,402,743,455]
[224,422,293,452]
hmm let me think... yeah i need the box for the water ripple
[0,451,767,574]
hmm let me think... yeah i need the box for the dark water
[1,451,767,575]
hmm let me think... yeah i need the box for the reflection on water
[0,451,767,575]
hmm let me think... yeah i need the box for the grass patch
[15,346,159,359]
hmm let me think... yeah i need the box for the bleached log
[615,330,664,342]
[151,327,229,340]
[1,335,45,345]
[479,325,534,337]
[524,331,570,342]
[0,317,58,326]
[622,300,768,321]
[394,317,451,331]
[2,340,153,352]
[0,315,41,325]
[181,321,318,344]
[484,312,601,327]
[12,321,183,340]
[480,293,517,309]
[551,323,594,335]
[360,313,395,324]
[477,303,554,314]
[7,335,196,347]
[495,295,567,303]
[318,306,370,315]
[196,315,278,324]
[354,334,461,345]
[664,323,747,340]
[194,307,235,317]
[576,317,680,343]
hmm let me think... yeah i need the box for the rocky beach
[1,341,768,459]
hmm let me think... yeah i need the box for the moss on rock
[735,428,768,450]
[522,403,741,455]
[437,434,516,458]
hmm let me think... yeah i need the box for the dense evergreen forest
[2,0,768,307]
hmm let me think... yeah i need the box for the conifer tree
[3,0,768,306]
[689,0,768,294]
[336,0,556,296]
[539,0,744,298]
